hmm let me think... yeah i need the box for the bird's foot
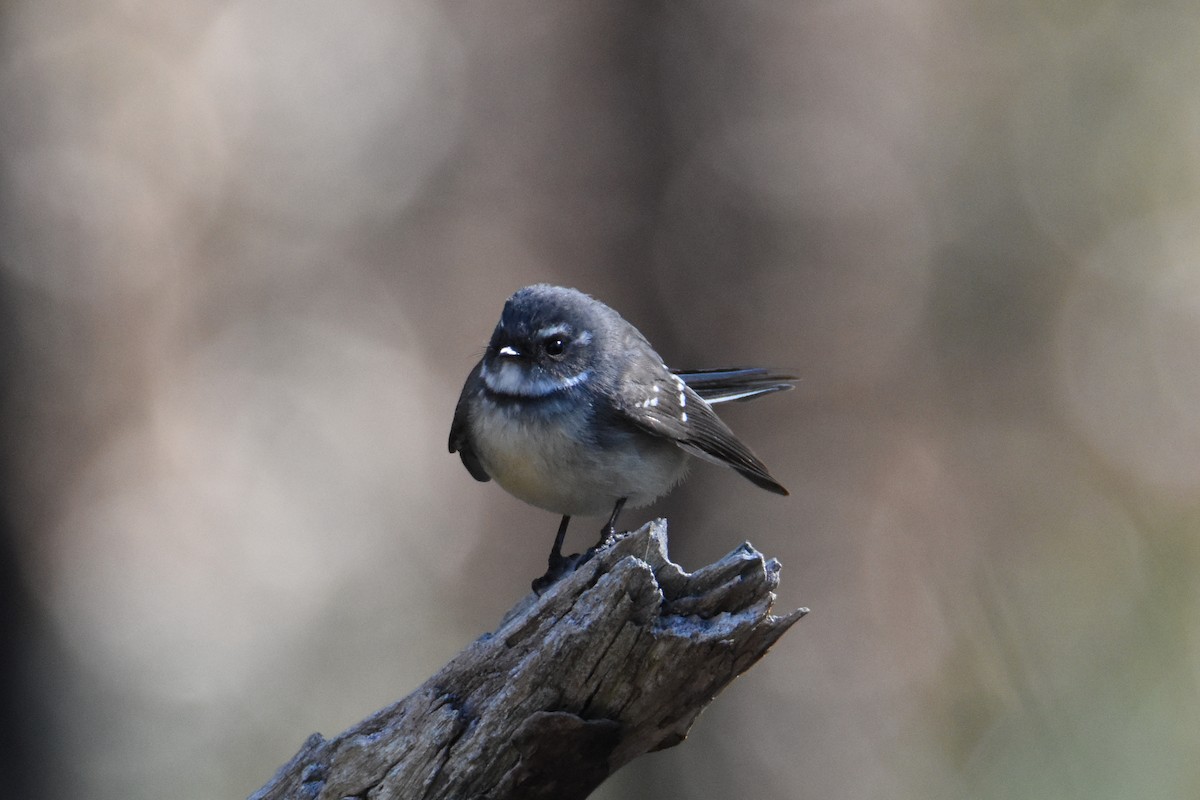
[591,523,617,553]
[530,526,622,594]
[531,550,587,594]
[578,536,612,567]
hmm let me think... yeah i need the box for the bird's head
[480,284,608,398]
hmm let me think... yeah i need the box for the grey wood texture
[250,519,805,800]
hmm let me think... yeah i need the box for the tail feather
[674,367,796,405]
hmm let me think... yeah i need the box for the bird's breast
[470,396,687,517]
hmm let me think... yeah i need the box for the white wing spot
[650,396,659,407]
[681,411,688,423]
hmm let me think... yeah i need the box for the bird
[449,284,793,591]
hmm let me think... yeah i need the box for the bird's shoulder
[611,346,703,443]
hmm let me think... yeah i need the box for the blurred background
[1,1,1199,798]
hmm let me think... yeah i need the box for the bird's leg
[532,515,573,595]
[593,497,628,550]
[530,500,627,595]
[549,514,571,568]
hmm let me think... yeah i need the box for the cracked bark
[249,519,806,800]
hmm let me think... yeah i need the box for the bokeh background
[2,1,1199,798]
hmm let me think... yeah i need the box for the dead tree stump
[250,519,806,800]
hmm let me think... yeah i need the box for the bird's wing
[674,367,796,404]
[448,361,492,483]
[615,366,788,495]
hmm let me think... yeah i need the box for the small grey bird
[449,284,793,590]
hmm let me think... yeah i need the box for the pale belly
[471,401,688,517]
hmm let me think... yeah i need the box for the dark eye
[543,335,568,357]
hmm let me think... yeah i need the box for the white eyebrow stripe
[535,323,573,338]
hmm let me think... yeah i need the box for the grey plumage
[449,284,793,589]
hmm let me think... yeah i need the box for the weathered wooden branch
[250,519,806,800]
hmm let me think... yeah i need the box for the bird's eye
[543,335,568,357]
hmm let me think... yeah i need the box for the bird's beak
[498,345,521,358]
